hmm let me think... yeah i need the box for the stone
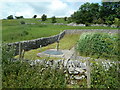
[68,67,75,74]
[73,71,79,75]
[70,80,77,85]
[75,68,85,74]
[74,75,85,80]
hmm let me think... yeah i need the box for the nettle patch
[77,32,119,59]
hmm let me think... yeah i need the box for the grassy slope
[2,18,117,43]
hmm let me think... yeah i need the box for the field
[2,18,119,88]
[2,18,117,43]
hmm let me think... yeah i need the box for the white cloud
[47,0,69,17]
[0,0,102,19]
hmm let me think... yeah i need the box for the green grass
[2,18,117,43]
[15,34,80,60]
[77,32,119,59]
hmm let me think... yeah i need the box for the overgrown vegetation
[91,60,120,88]
[77,32,119,59]
[2,45,66,88]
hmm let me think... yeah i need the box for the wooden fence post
[19,42,22,61]
[86,59,91,88]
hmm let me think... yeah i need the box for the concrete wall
[7,31,66,55]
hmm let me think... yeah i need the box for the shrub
[67,17,72,23]
[41,14,47,21]
[77,32,119,59]
[114,18,120,28]
[2,46,66,88]
[7,15,14,19]
[15,16,24,19]
[21,31,29,36]
[91,61,120,88]
[52,16,57,23]
[33,15,37,18]
[20,21,25,24]
[64,17,67,21]
[85,22,91,26]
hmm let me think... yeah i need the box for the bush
[67,17,72,23]
[77,32,119,59]
[41,14,47,21]
[114,18,120,28]
[64,17,67,21]
[85,22,91,26]
[20,21,25,24]
[51,16,57,23]
[15,16,24,19]
[91,61,120,88]
[7,15,14,19]
[2,46,66,88]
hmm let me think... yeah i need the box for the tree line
[7,14,66,23]
[69,2,120,27]
[6,2,120,26]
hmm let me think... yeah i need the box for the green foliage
[2,46,66,88]
[64,17,67,21]
[33,15,37,18]
[71,2,100,24]
[51,16,57,23]
[96,18,104,24]
[41,14,47,21]
[71,2,120,25]
[114,18,120,28]
[7,15,14,19]
[85,22,91,26]
[2,62,66,88]
[77,32,119,59]
[2,45,15,65]
[91,61,120,88]
[67,17,72,23]
[15,16,24,19]
[20,21,25,24]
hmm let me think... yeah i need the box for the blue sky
[0,0,102,19]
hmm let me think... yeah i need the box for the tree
[41,14,47,21]
[51,16,57,23]
[15,16,24,19]
[67,17,72,23]
[33,15,37,18]
[97,18,104,24]
[71,2,100,24]
[100,2,120,22]
[114,18,120,28]
[64,17,67,21]
[7,15,14,19]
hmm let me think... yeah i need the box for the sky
[0,0,102,19]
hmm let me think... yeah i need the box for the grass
[15,34,80,60]
[2,18,117,43]
[77,32,119,59]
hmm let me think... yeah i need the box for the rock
[75,68,85,74]
[70,80,77,85]
[84,71,87,76]
[68,67,75,74]
[73,71,79,75]
[74,75,85,80]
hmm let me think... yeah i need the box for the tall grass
[77,32,119,59]
[2,45,66,88]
